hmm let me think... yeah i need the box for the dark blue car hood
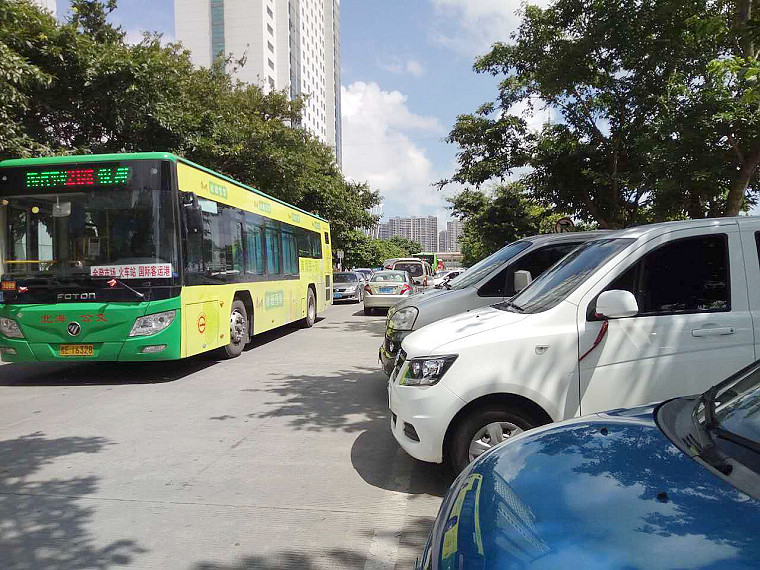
[425,406,760,569]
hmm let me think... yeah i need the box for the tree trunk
[726,152,760,216]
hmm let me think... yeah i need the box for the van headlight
[400,355,457,386]
[129,310,176,337]
[0,317,24,339]
[388,306,418,331]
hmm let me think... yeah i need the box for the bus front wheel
[218,300,249,359]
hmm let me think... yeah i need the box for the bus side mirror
[182,192,203,234]
[513,270,532,294]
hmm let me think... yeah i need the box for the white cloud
[379,58,425,77]
[341,81,449,217]
[430,0,551,57]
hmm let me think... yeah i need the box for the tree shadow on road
[0,431,146,570]
[191,515,435,569]
[246,366,453,496]
[0,357,216,387]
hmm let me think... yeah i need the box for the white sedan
[363,271,414,315]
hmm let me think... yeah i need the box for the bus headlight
[129,310,176,337]
[0,317,24,339]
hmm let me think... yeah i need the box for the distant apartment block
[376,216,438,253]
[438,230,447,252]
[447,219,464,252]
[174,0,342,163]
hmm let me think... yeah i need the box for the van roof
[608,216,758,240]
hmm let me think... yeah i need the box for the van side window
[603,234,729,316]
[479,243,581,297]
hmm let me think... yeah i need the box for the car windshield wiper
[698,380,760,455]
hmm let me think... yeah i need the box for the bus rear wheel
[218,300,249,359]
[301,288,316,328]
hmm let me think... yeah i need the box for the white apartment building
[174,0,342,163]
[32,0,56,13]
[377,216,438,253]
[447,219,464,252]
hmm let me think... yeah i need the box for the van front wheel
[447,404,542,473]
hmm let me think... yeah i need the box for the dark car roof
[423,408,760,569]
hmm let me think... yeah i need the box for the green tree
[448,183,548,264]
[442,0,760,227]
[387,236,423,255]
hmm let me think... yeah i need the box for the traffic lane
[0,302,452,570]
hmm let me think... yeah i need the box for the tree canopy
[442,0,760,228]
[0,0,379,252]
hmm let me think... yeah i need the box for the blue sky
[58,1,538,222]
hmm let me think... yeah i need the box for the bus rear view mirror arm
[596,290,639,319]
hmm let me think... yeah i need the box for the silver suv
[379,231,605,375]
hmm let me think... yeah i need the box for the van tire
[447,404,543,474]
[301,288,317,328]
[364,307,373,315]
[217,300,248,359]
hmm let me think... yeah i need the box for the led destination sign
[25,166,131,189]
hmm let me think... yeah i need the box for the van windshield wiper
[494,300,524,313]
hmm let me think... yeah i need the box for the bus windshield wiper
[100,278,145,300]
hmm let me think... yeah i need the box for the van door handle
[692,327,735,337]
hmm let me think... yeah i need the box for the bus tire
[218,300,248,359]
[302,287,316,328]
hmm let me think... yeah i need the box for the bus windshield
[0,161,177,281]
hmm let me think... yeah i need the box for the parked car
[332,271,364,303]
[362,270,414,315]
[389,217,760,472]
[431,269,465,288]
[417,361,760,569]
[380,231,603,376]
[389,258,434,288]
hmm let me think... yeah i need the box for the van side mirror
[596,290,638,319]
[182,192,203,234]
[513,270,533,293]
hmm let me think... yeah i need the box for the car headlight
[129,310,176,337]
[388,306,418,331]
[0,317,24,339]
[400,355,457,386]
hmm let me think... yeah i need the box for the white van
[389,217,760,472]
[390,258,434,288]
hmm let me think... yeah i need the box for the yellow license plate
[60,344,94,357]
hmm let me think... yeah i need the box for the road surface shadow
[0,431,146,569]
[243,318,325,352]
[248,365,452,496]
[192,515,435,569]
[0,357,216,386]
[352,308,390,317]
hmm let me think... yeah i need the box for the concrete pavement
[0,302,452,569]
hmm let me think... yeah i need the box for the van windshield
[502,238,634,313]
[450,240,532,290]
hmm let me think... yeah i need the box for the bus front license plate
[60,344,94,357]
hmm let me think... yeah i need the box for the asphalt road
[0,302,453,570]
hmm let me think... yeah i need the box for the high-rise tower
[175,0,342,163]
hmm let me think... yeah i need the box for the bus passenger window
[281,229,299,275]
[266,226,281,275]
[245,223,265,276]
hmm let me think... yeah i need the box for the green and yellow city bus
[0,152,332,362]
